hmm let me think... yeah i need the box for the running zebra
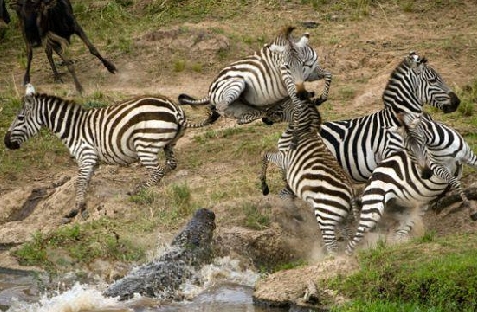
[318,52,459,182]
[346,112,477,255]
[260,84,357,254]
[178,26,332,148]
[4,85,217,222]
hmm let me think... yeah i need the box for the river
[0,257,286,312]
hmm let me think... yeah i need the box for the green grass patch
[13,219,144,271]
[241,202,271,230]
[326,234,477,312]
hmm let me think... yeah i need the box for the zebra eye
[428,77,438,84]
[17,114,25,121]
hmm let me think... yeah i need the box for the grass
[13,219,144,271]
[327,233,477,312]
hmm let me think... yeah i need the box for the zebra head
[295,83,322,131]
[4,92,42,150]
[406,52,460,113]
[395,111,433,179]
[268,27,320,84]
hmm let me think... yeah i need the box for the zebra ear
[408,52,425,73]
[25,83,36,95]
[295,33,310,48]
[269,26,295,53]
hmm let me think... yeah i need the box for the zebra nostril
[4,131,20,150]
[446,92,460,113]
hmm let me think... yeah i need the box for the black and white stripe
[318,52,460,182]
[4,89,216,221]
[346,112,477,255]
[260,86,357,254]
[178,27,332,135]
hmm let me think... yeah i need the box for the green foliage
[332,300,448,312]
[242,202,270,230]
[13,220,144,271]
[457,79,477,117]
[326,234,477,312]
[173,59,186,72]
[273,259,308,273]
[156,183,196,226]
[129,188,156,205]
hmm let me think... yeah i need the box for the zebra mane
[26,92,80,109]
[267,26,295,53]
[382,54,428,102]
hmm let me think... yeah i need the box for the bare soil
[1,0,477,307]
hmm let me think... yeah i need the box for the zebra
[260,83,357,254]
[346,112,477,255]
[316,52,459,183]
[178,26,332,149]
[4,85,218,222]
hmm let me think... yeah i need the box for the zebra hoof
[262,184,270,196]
[209,110,221,123]
[470,212,477,221]
[63,208,79,219]
[61,217,73,224]
[81,209,89,220]
[262,117,275,125]
[313,97,327,106]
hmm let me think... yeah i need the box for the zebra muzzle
[443,92,460,113]
[4,131,20,150]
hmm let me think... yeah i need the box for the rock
[253,256,358,309]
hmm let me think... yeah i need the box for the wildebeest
[0,0,11,39]
[14,0,117,92]
[0,0,10,24]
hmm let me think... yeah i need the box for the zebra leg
[394,203,425,242]
[308,66,332,102]
[164,144,177,172]
[260,152,272,196]
[315,208,340,255]
[346,201,385,255]
[64,161,96,222]
[278,169,295,199]
[260,151,286,196]
[430,163,477,220]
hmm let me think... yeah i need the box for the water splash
[4,257,261,312]
[180,256,260,300]
[7,283,128,312]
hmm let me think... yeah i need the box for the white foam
[7,283,128,312]
[180,256,260,300]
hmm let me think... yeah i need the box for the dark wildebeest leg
[45,43,63,83]
[23,41,33,86]
[73,22,117,74]
[49,37,83,93]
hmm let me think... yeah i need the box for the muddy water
[1,258,286,312]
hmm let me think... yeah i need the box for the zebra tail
[185,107,221,128]
[178,93,210,105]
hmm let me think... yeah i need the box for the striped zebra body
[260,87,356,254]
[346,112,477,255]
[4,92,215,222]
[178,27,332,148]
[274,52,459,182]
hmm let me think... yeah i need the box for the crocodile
[103,208,216,300]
